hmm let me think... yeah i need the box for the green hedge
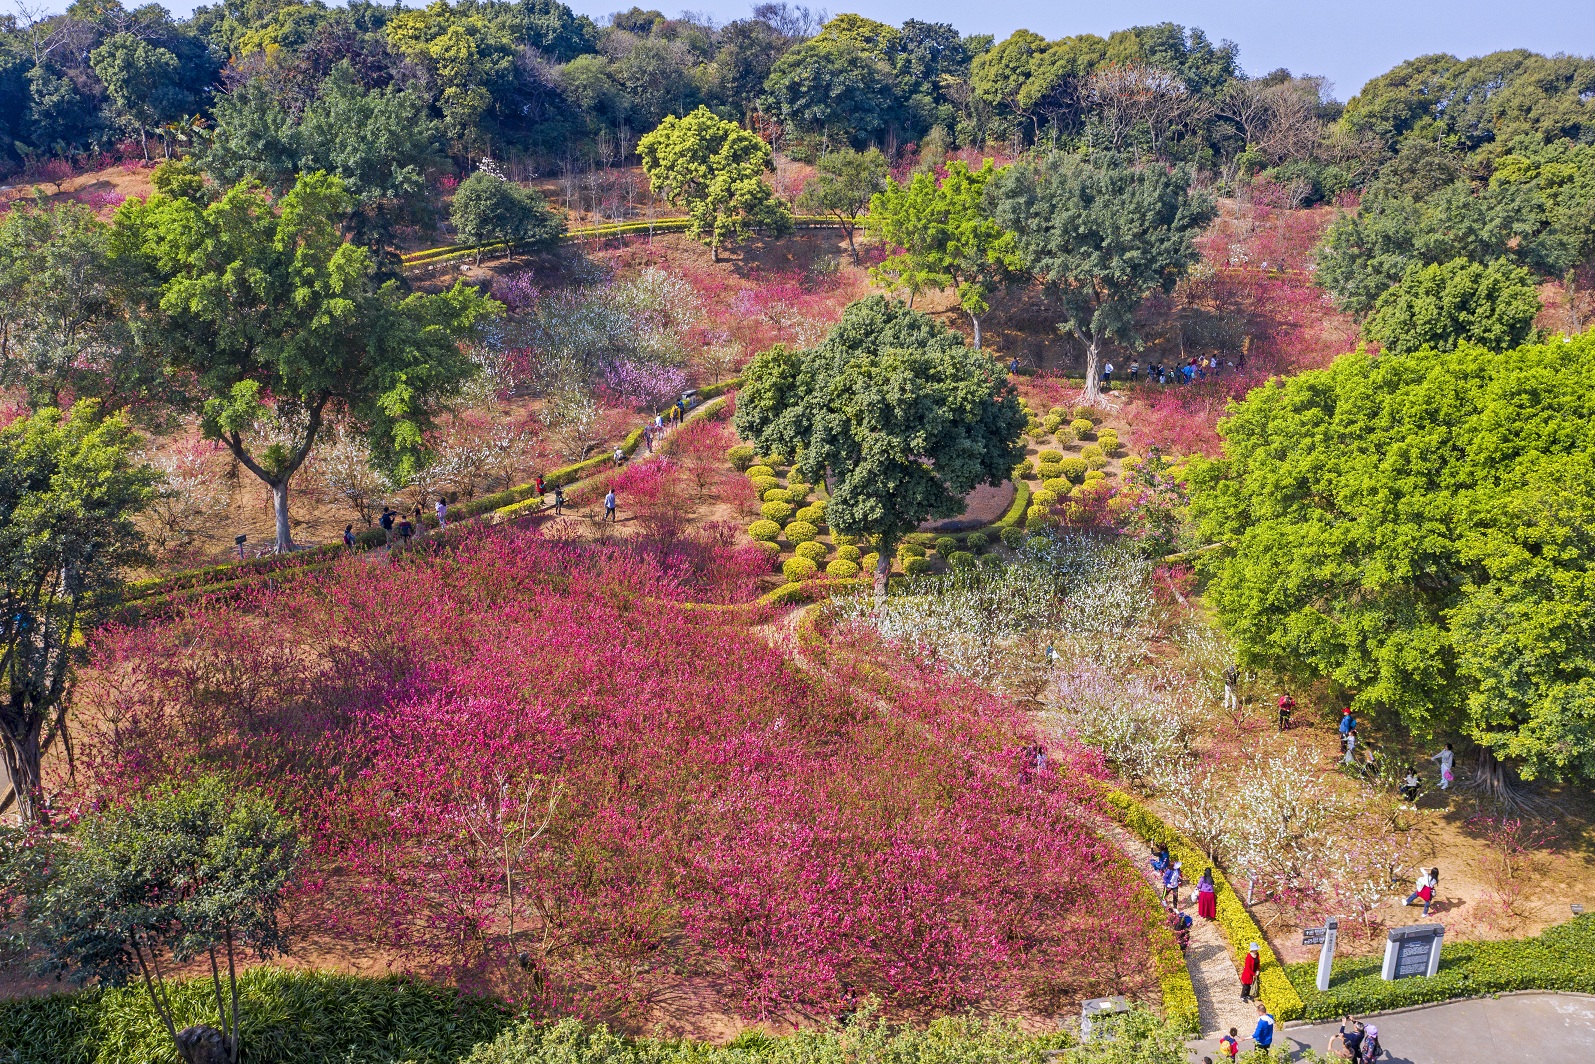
[1101,789,1305,1022]
[1285,914,1595,1021]
[994,480,1031,530]
[0,967,511,1064]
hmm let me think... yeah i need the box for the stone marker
[1382,923,1444,981]
[1080,996,1130,1040]
[1313,916,1339,992]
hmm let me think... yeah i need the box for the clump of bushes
[726,445,756,470]
[760,501,794,523]
[782,556,817,582]
[835,545,861,563]
[1097,430,1120,454]
[1041,414,1063,434]
[745,465,775,480]
[898,542,927,558]
[1013,458,1034,479]
[747,520,781,542]
[1037,449,1064,464]
[1000,526,1026,549]
[825,559,860,578]
[794,541,827,562]
[965,532,988,552]
[1058,456,1089,482]
[762,487,793,504]
[783,521,818,544]
[1036,461,1063,482]
[750,476,780,495]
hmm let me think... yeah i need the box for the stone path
[1196,992,1595,1063]
[1093,817,1256,1039]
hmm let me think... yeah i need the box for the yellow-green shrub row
[1101,788,1305,1022]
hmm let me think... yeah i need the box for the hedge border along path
[1283,912,1595,1022]
[1100,788,1306,1026]
[400,216,855,272]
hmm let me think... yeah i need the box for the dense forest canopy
[0,1,1589,190]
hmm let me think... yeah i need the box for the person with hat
[1240,942,1261,1001]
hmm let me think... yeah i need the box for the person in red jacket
[1240,942,1261,1001]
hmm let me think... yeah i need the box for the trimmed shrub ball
[1097,431,1120,454]
[1084,469,1106,483]
[899,542,927,558]
[1084,451,1110,471]
[905,532,937,547]
[826,558,861,578]
[794,540,828,562]
[1042,477,1070,496]
[795,504,826,526]
[978,552,1004,570]
[1042,414,1063,433]
[1037,461,1064,481]
[1052,425,1077,446]
[763,487,793,504]
[1025,504,1053,526]
[835,544,861,562]
[1070,417,1094,437]
[1058,457,1089,482]
[903,556,932,577]
[948,550,976,570]
[782,556,818,582]
[756,540,782,562]
[831,532,858,546]
[1000,526,1026,549]
[726,444,756,470]
[860,551,880,574]
[1032,488,1059,508]
[1013,458,1035,478]
[1037,449,1064,464]
[783,520,819,544]
[747,520,782,542]
[965,532,988,551]
[751,476,781,495]
[745,465,775,480]
[935,535,959,555]
[761,501,795,523]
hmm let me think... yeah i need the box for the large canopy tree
[638,106,791,262]
[1189,335,1595,796]
[734,296,1025,592]
[1,402,156,827]
[864,159,1022,349]
[1362,257,1540,355]
[989,153,1214,403]
[110,172,499,553]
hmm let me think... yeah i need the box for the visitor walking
[1197,867,1217,919]
[1240,943,1260,1001]
[1102,361,1114,389]
[1359,1024,1380,1064]
[343,524,355,548]
[1166,902,1192,950]
[412,501,425,536]
[1223,663,1240,710]
[1129,359,1140,382]
[1404,868,1439,916]
[1218,1027,1239,1061]
[435,496,448,530]
[1251,1004,1275,1053]
[1431,743,1455,790]
[380,507,396,546]
[613,446,626,466]
[604,487,617,522]
[643,426,654,453]
[1278,692,1295,731]
[1342,728,1358,766]
[397,515,413,547]
[1150,844,1171,873]
[1339,707,1357,754]
[535,474,544,497]
[553,484,565,515]
[1162,860,1182,906]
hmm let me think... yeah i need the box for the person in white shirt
[435,496,447,529]
[1431,743,1455,790]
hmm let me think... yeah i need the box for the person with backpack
[1339,707,1357,754]
[1405,868,1439,916]
[1278,692,1295,731]
[1359,1024,1380,1063]
[1251,1004,1275,1053]
[379,507,396,546]
[1240,942,1260,1001]
[343,524,355,549]
[1162,861,1182,906]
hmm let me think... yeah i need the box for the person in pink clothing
[1197,867,1217,919]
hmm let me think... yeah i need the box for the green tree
[759,36,903,149]
[733,296,1025,592]
[637,106,791,262]
[386,1,516,160]
[1,402,156,826]
[864,159,1022,349]
[449,169,565,264]
[1363,257,1540,354]
[89,32,182,162]
[14,777,298,1063]
[111,172,499,553]
[1188,335,1595,794]
[1490,139,1595,331]
[797,147,888,264]
[989,154,1214,403]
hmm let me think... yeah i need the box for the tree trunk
[140,126,149,162]
[970,313,982,350]
[844,224,859,265]
[873,541,891,600]
[271,480,295,554]
[0,725,45,826]
[1080,335,1103,405]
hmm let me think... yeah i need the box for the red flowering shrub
[66,534,1152,1021]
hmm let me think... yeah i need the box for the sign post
[1310,916,1338,992]
[1381,923,1444,981]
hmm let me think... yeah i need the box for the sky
[80,0,1595,101]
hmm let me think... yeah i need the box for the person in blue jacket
[1251,1004,1275,1052]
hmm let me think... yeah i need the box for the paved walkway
[1189,993,1595,1063]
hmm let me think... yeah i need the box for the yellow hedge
[1101,788,1305,1022]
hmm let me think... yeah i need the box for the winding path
[757,604,1252,1039]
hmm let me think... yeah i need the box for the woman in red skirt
[1197,867,1218,919]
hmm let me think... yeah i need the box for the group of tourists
[1205,1005,1279,1061]
[356,497,450,549]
